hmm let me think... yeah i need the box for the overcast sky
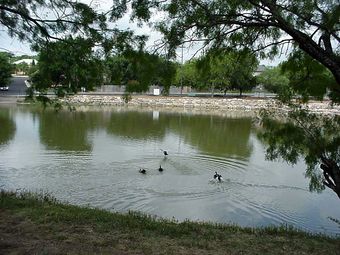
[0,0,286,66]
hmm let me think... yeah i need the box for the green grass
[1,190,339,255]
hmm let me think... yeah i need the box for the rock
[59,95,340,116]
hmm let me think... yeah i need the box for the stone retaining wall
[61,95,340,115]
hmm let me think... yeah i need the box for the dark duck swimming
[160,149,168,156]
[213,171,223,182]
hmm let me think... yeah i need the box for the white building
[13,58,37,65]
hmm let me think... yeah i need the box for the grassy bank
[0,191,339,255]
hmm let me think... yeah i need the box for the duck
[139,168,146,174]
[160,149,168,156]
[158,165,164,172]
[213,171,223,182]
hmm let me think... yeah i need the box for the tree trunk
[321,157,340,199]
[295,33,340,88]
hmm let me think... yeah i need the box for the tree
[259,107,340,198]
[106,51,176,93]
[15,62,30,74]
[155,57,177,94]
[227,51,258,96]
[10,55,36,63]
[281,50,338,102]
[0,52,13,86]
[126,0,339,93]
[1,0,153,64]
[196,49,258,96]
[196,50,231,97]
[257,51,340,199]
[257,66,289,94]
[0,1,107,44]
[175,60,200,91]
[105,56,133,85]
[31,37,104,95]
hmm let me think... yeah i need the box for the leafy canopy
[259,107,340,196]
[105,51,177,93]
[196,49,258,95]
[281,50,338,102]
[175,60,200,89]
[0,52,14,86]
[124,0,340,90]
[0,0,108,43]
[257,66,289,94]
[31,37,104,95]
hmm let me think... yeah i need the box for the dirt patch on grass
[0,209,125,254]
[0,209,212,255]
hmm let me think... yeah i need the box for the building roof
[13,59,37,65]
[256,65,267,72]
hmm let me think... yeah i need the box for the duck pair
[139,165,164,174]
[213,171,223,182]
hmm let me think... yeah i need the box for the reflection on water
[169,114,252,158]
[107,110,167,141]
[0,105,339,236]
[0,108,16,146]
[39,111,100,151]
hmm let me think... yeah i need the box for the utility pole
[180,43,184,95]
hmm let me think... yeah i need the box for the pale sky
[0,33,34,56]
[0,31,286,66]
[0,0,286,66]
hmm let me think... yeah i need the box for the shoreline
[2,94,339,115]
[59,95,340,116]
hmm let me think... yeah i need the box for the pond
[0,105,339,236]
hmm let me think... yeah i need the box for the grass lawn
[1,191,339,254]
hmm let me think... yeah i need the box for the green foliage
[106,51,177,93]
[196,50,230,94]
[0,0,107,44]
[258,107,340,193]
[9,55,37,63]
[0,109,16,146]
[27,63,39,76]
[281,50,338,102]
[32,37,104,96]
[257,66,290,94]
[0,52,14,60]
[15,62,30,74]
[122,92,132,103]
[196,49,258,96]
[175,60,198,89]
[0,53,13,86]
[228,52,258,96]
[2,0,339,89]
[105,55,133,85]
[127,0,340,90]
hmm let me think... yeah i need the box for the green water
[0,105,339,235]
